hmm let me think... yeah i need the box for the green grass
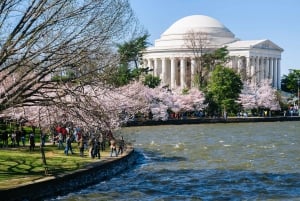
[0,143,111,190]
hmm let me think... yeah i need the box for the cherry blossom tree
[0,80,207,133]
[237,81,257,110]
[0,0,140,114]
[171,87,207,113]
[237,79,280,113]
[0,0,151,135]
[256,79,281,111]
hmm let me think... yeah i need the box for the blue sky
[130,0,300,76]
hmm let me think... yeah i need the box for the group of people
[77,133,126,158]
[109,136,125,157]
[52,125,126,158]
[1,122,127,161]
[0,128,36,152]
[0,129,26,148]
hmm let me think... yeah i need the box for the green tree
[105,64,132,87]
[281,69,300,95]
[117,34,150,68]
[143,74,161,88]
[202,47,230,72]
[206,65,243,116]
[195,47,230,89]
[106,34,150,87]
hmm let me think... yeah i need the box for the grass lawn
[0,143,111,190]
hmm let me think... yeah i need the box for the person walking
[110,138,118,157]
[117,136,125,156]
[21,129,26,147]
[57,132,64,149]
[41,132,46,147]
[29,133,35,151]
[79,136,84,157]
[65,135,74,155]
[92,139,101,159]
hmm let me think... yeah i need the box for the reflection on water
[49,122,300,200]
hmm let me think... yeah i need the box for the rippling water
[49,122,300,201]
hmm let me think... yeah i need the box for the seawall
[0,146,138,201]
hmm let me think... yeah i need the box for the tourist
[110,138,118,157]
[88,137,94,158]
[21,128,26,147]
[29,133,35,151]
[117,136,125,156]
[92,139,101,159]
[57,132,64,149]
[10,132,16,147]
[2,131,8,148]
[15,129,21,147]
[99,133,105,151]
[223,111,227,120]
[41,132,46,147]
[79,136,84,157]
[65,135,74,155]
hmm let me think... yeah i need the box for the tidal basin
[50,121,300,200]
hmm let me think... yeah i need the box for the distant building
[142,15,283,89]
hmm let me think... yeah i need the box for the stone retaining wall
[0,147,138,201]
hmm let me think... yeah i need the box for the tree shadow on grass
[0,148,84,181]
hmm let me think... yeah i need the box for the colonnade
[144,55,281,89]
[230,56,281,89]
[145,57,196,89]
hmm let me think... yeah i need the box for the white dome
[154,15,237,48]
[162,15,234,38]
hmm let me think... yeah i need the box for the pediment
[252,40,283,51]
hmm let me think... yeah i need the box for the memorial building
[141,15,283,89]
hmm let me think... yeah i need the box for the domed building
[142,15,283,89]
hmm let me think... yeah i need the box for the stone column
[257,57,261,83]
[230,56,234,69]
[251,57,256,84]
[161,58,167,85]
[170,58,176,89]
[246,57,251,78]
[180,58,186,88]
[261,58,265,80]
[154,58,158,77]
[273,58,277,88]
[233,56,238,71]
[254,56,259,84]
[147,59,153,75]
[237,57,242,74]
[265,58,269,79]
[277,58,281,89]
[269,58,274,86]
[191,58,196,87]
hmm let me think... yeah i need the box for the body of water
[50,122,300,200]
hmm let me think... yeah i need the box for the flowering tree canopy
[0,0,149,131]
[171,88,207,113]
[1,81,207,130]
[237,82,257,110]
[237,79,280,111]
[0,0,140,115]
[256,79,281,111]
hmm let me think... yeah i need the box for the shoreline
[124,116,300,127]
[0,146,138,201]
[1,116,299,200]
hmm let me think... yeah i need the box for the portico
[142,15,283,89]
[145,57,195,89]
